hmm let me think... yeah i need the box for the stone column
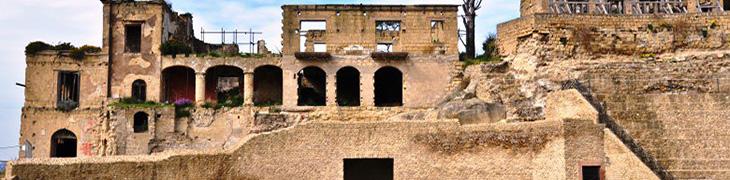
[361,72,375,107]
[327,73,337,106]
[195,72,206,105]
[244,72,255,106]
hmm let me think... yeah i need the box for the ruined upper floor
[281,5,460,56]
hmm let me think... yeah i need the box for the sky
[0,0,518,160]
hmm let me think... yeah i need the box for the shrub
[52,42,76,51]
[174,98,194,118]
[69,45,102,60]
[110,98,169,108]
[25,41,55,54]
[160,40,192,57]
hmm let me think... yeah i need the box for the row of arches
[297,66,403,107]
[132,65,402,107]
[153,65,284,106]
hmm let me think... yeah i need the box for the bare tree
[461,0,483,59]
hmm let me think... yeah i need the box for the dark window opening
[162,66,196,103]
[132,79,147,102]
[336,67,360,106]
[344,158,393,180]
[133,112,149,133]
[205,66,244,104]
[374,67,403,107]
[297,66,327,106]
[725,0,730,11]
[254,65,283,106]
[582,166,602,180]
[57,71,80,111]
[125,24,142,53]
[50,129,77,158]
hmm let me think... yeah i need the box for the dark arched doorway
[134,112,149,133]
[50,129,77,158]
[254,65,283,106]
[205,66,244,105]
[162,66,195,103]
[297,66,327,106]
[131,79,147,102]
[336,67,360,106]
[374,66,403,107]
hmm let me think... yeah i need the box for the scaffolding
[200,28,263,54]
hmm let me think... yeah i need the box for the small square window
[431,20,444,30]
[376,21,401,32]
[344,158,393,180]
[582,166,602,180]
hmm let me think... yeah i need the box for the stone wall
[8,118,612,179]
[575,55,730,179]
[498,13,730,57]
[281,5,460,55]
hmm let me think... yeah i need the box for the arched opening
[336,67,360,106]
[374,66,403,107]
[254,65,283,106]
[131,79,147,102]
[162,66,195,103]
[205,66,244,105]
[297,66,327,106]
[50,129,77,158]
[133,112,149,133]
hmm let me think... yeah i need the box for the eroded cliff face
[461,32,730,179]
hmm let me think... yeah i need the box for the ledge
[371,52,409,61]
[295,52,332,61]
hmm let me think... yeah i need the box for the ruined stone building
[6,0,730,179]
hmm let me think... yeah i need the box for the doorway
[343,158,393,180]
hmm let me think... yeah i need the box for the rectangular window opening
[57,71,80,110]
[314,43,327,52]
[344,158,393,180]
[724,0,730,11]
[125,24,142,53]
[582,166,602,180]
[376,43,393,53]
[376,21,401,32]
[299,21,327,52]
[430,20,444,30]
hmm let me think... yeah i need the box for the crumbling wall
[498,14,730,57]
[281,5,460,55]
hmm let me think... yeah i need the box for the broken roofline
[282,4,460,11]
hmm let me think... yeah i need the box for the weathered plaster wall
[603,129,660,180]
[24,52,108,109]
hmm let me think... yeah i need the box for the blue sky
[0,0,518,160]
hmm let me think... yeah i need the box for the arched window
[133,112,149,133]
[336,67,360,106]
[297,66,327,106]
[132,79,147,102]
[50,129,77,158]
[254,65,283,106]
[374,66,403,107]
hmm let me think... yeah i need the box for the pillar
[361,72,375,107]
[326,72,337,106]
[244,72,254,105]
[195,72,205,105]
